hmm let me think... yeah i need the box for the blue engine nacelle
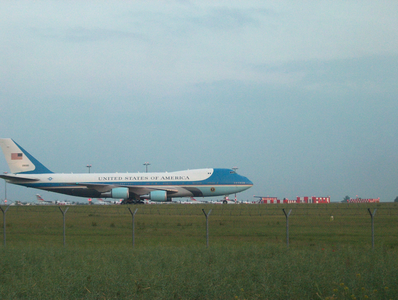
[111,187,129,199]
[149,190,167,202]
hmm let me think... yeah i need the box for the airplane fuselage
[5,168,252,200]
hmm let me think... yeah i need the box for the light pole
[232,167,238,201]
[3,172,7,204]
[86,164,92,173]
[143,162,150,173]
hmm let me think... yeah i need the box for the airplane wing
[76,183,179,195]
[0,174,40,182]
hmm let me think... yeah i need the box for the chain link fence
[1,203,397,248]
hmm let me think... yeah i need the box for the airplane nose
[241,175,253,186]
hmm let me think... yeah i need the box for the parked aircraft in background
[36,194,71,205]
[36,194,54,204]
[88,198,106,205]
[88,198,122,205]
[175,197,205,204]
[211,196,237,204]
[15,200,29,205]
[57,200,71,205]
[0,139,253,204]
[98,198,122,205]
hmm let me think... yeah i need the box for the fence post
[282,209,292,248]
[58,207,69,247]
[0,205,10,247]
[128,208,138,248]
[202,209,212,248]
[367,208,377,249]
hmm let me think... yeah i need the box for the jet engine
[111,187,129,199]
[149,190,167,202]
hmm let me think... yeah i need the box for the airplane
[37,194,71,205]
[97,198,122,205]
[88,198,121,205]
[88,198,110,205]
[88,198,108,205]
[0,138,253,204]
[15,200,30,205]
[36,194,54,204]
[175,197,204,204]
[57,200,71,205]
[211,196,238,204]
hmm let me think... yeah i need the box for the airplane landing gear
[121,195,144,204]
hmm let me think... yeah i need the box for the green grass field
[1,203,397,299]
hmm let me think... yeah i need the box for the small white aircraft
[211,196,238,204]
[88,198,121,205]
[98,198,122,205]
[175,197,205,204]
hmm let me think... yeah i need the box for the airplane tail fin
[0,138,53,174]
[36,194,44,201]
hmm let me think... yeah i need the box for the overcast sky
[1,1,397,203]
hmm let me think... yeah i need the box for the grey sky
[1,1,397,203]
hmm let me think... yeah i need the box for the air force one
[0,139,253,204]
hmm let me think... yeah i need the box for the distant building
[294,196,330,204]
[256,196,330,204]
[257,197,281,204]
[346,197,380,203]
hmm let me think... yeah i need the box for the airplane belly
[168,187,194,198]
[42,187,102,198]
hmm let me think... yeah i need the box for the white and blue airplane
[0,138,253,204]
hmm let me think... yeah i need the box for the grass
[0,203,398,299]
[3,203,398,248]
[0,245,396,299]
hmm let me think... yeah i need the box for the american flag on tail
[11,153,23,160]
